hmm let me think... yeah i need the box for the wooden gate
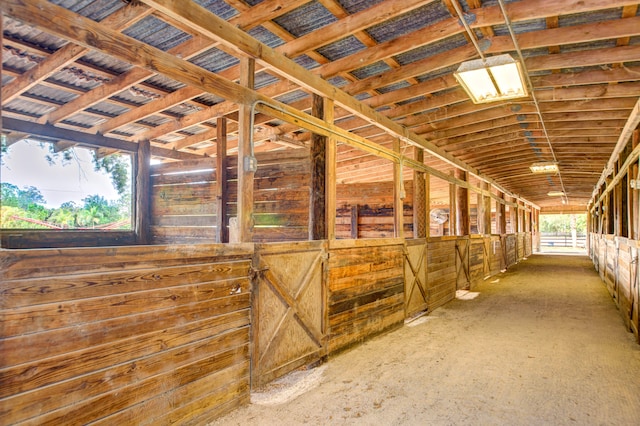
[252,241,327,387]
[456,237,470,290]
[404,239,429,318]
[483,237,492,278]
[630,245,639,341]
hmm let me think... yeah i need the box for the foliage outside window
[1,139,132,230]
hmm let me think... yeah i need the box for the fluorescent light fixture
[547,191,565,197]
[529,162,559,174]
[454,54,528,104]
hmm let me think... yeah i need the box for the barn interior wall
[0,229,529,423]
[588,128,640,343]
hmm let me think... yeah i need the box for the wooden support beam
[135,139,151,244]
[137,0,478,175]
[310,93,327,240]
[216,117,228,243]
[350,205,359,240]
[632,130,639,240]
[237,57,255,243]
[449,172,457,237]
[425,170,431,239]
[393,139,404,239]
[1,117,202,160]
[413,147,427,238]
[477,181,491,235]
[325,98,336,241]
[1,2,152,105]
[2,0,538,212]
[497,191,507,235]
[455,168,470,236]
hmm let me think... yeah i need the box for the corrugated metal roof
[123,15,191,52]
[2,0,639,209]
[339,0,386,15]
[195,0,240,20]
[3,17,67,51]
[247,26,285,49]
[316,36,367,62]
[395,34,468,67]
[366,2,450,44]
[350,61,392,80]
[273,1,337,37]
[559,9,625,27]
[5,99,55,119]
[49,0,125,22]
[189,48,240,74]
[274,89,311,105]
[25,84,77,105]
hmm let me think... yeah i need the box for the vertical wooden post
[425,171,431,239]
[310,94,327,240]
[632,130,639,240]
[135,138,150,244]
[510,198,519,233]
[237,57,255,243]
[497,191,506,234]
[393,139,404,239]
[325,98,336,241]
[484,184,492,234]
[413,148,427,238]
[455,169,469,236]
[535,208,541,252]
[215,116,228,243]
[615,161,623,237]
[350,205,359,239]
[477,190,485,235]
[606,176,614,234]
[449,172,457,236]
[478,181,492,234]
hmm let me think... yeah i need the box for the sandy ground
[211,254,640,425]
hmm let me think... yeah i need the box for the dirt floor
[211,254,640,425]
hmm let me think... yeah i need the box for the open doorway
[539,213,587,255]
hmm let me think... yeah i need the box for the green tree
[540,214,587,235]
[1,182,20,207]
[92,153,131,196]
[50,204,78,228]
[78,205,104,228]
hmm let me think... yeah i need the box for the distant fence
[540,233,586,248]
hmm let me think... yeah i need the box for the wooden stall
[590,235,640,341]
[151,150,311,244]
[251,241,327,387]
[0,244,253,424]
[336,181,413,239]
[326,238,405,353]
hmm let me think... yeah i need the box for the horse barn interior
[1,0,640,423]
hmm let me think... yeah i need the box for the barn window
[1,138,134,246]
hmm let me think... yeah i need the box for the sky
[1,140,125,208]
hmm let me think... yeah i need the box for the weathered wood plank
[0,310,249,398]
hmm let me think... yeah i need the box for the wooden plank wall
[427,237,458,311]
[336,182,413,239]
[504,234,517,268]
[468,236,488,288]
[151,149,310,244]
[517,233,526,260]
[150,158,218,244]
[326,239,405,353]
[0,244,253,424]
[590,234,640,342]
[230,150,311,242]
[489,235,504,275]
[524,232,533,257]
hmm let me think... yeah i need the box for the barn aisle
[212,254,640,425]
